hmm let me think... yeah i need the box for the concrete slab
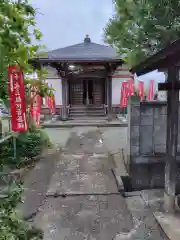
[102,127,127,154]
[18,151,59,220]
[47,153,117,195]
[35,195,133,240]
[141,189,164,203]
[30,127,135,239]
[42,119,128,128]
[141,189,164,212]
[120,196,168,240]
[72,126,98,133]
[154,212,180,240]
[44,128,71,148]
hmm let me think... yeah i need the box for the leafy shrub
[0,128,52,169]
[0,128,50,239]
[0,183,43,239]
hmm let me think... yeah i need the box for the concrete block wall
[126,100,180,192]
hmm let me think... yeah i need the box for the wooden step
[69,105,106,118]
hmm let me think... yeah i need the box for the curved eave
[29,57,124,65]
[131,38,180,76]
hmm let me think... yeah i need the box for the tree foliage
[0,1,51,239]
[104,0,180,67]
[0,0,50,101]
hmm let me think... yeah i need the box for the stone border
[42,122,128,128]
[154,212,179,240]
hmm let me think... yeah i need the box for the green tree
[104,0,180,67]
[0,1,51,239]
[0,0,50,102]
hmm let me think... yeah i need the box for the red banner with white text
[51,94,56,115]
[120,82,129,108]
[148,80,155,101]
[45,95,56,115]
[127,78,135,96]
[138,81,144,101]
[30,87,41,128]
[45,96,51,109]
[8,65,28,132]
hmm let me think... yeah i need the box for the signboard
[8,65,27,132]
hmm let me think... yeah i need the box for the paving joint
[46,192,123,198]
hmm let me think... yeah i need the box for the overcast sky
[29,0,165,82]
[30,0,114,50]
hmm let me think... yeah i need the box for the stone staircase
[69,105,106,119]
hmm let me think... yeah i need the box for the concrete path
[34,127,133,240]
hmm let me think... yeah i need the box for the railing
[66,105,70,117]
[104,104,108,115]
[0,132,19,159]
[0,132,20,197]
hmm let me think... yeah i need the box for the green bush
[0,128,52,169]
[0,128,51,239]
[0,183,43,239]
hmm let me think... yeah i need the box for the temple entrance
[83,80,94,105]
[69,78,105,106]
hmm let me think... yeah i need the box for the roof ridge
[48,42,83,53]
[48,41,112,53]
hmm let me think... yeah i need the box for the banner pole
[13,135,16,159]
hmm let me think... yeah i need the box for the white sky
[28,0,165,82]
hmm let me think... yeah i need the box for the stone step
[69,113,106,117]
[70,105,104,110]
[69,109,105,113]
[68,117,108,121]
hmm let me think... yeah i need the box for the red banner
[120,83,125,108]
[30,87,41,127]
[138,81,144,101]
[51,95,56,115]
[120,82,128,108]
[45,96,51,109]
[127,78,135,96]
[8,65,28,132]
[148,80,155,101]
[45,95,56,115]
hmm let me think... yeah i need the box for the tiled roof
[47,36,122,61]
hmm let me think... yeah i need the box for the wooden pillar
[61,77,68,120]
[164,66,179,213]
[105,77,108,105]
[66,79,69,106]
[107,75,112,121]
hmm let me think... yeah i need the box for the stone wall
[126,99,180,192]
